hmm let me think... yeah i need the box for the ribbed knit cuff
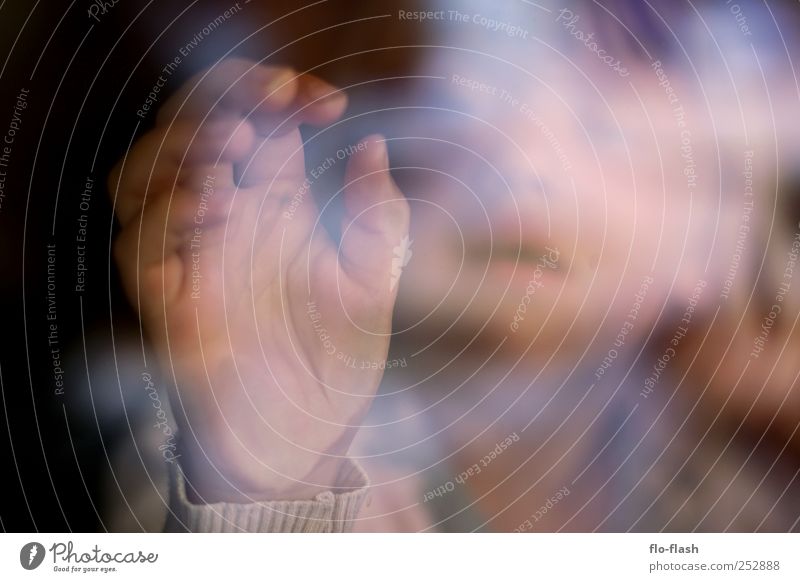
[164,460,369,532]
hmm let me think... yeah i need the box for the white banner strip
[1,533,798,581]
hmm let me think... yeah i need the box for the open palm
[110,59,408,501]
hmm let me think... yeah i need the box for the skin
[110,59,409,502]
[392,72,711,358]
[373,60,800,530]
[110,52,798,527]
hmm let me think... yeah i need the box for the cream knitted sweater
[163,460,369,533]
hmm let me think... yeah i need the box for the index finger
[156,58,298,127]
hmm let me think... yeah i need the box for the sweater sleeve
[163,459,369,532]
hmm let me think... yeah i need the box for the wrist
[177,436,348,503]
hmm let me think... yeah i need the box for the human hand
[110,58,409,501]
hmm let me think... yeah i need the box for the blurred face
[382,46,798,438]
[391,64,714,359]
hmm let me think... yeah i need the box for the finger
[180,164,235,192]
[157,60,347,135]
[234,74,348,189]
[290,74,348,128]
[339,135,410,294]
[234,128,306,190]
[240,72,347,136]
[114,185,233,305]
[156,58,298,128]
[109,118,254,226]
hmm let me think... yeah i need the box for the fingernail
[305,76,342,102]
[265,69,295,96]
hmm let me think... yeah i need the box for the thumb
[339,135,410,294]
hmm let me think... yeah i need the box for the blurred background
[0,0,799,532]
